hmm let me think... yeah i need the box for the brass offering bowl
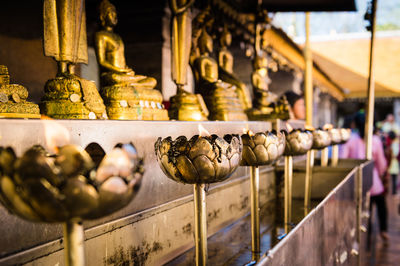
[154,134,242,184]
[339,128,351,144]
[283,129,313,156]
[0,143,144,222]
[240,130,285,166]
[329,128,342,145]
[311,128,332,150]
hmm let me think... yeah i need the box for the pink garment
[340,132,386,196]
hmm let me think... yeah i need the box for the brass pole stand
[365,0,378,160]
[193,184,207,266]
[321,147,329,167]
[304,150,314,216]
[250,166,260,261]
[331,145,339,166]
[63,219,85,266]
[284,156,293,234]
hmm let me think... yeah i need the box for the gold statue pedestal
[0,65,40,119]
[168,90,208,121]
[247,91,290,121]
[41,76,107,119]
[200,84,248,121]
[101,85,169,120]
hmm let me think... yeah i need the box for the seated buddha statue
[95,0,168,120]
[0,65,40,118]
[217,27,252,112]
[192,28,247,121]
[247,53,290,120]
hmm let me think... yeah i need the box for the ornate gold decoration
[95,0,168,120]
[168,0,208,121]
[42,0,107,119]
[0,65,40,118]
[192,27,248,121]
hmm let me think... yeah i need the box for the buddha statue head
[219,26,232,48]
[198,28,213,55]
[253,54,268,70]
[99,0,117,28]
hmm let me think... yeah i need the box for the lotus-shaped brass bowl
[240,131,285,166]
[0,143,144,222]
[329,128,342,145]
[283,129,313,156]
[339,128,351,144]
[311,129,332,150]
[154,134,242,184]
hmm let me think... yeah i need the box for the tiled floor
[367,193,400,266]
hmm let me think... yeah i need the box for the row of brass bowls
[155,134,242,184]
[240,131,285,166]
[0,143,144,222]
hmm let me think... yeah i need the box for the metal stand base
[331,145,339,166]
[304,150,315,216]
[284,156,293,234]
[250,166,260,261]
[63,219,85,266]
[193,184,207,266]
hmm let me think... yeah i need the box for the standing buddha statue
[167,0,208,121]
[41,0,107,119]
[192,28,247,121]
[218,27,252,113]
[94,0,168,120]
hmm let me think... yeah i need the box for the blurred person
[340,111,389,241]
[381,114,400,135]
[387,131,399,195]
[284,91,305,120]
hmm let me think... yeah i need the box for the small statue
[0,65,40,118]
[168,0,208,121]
[95,0,168,120]
[218,26,252,112]
[41,0,107,119]
[247,53,290,120]
[192,28,247,121]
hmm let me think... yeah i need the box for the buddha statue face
[100,0,118,28]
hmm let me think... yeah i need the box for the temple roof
[308,32,400,98]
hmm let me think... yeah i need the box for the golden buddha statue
[192,28,247,121]
[95,0,168,120]
[218,27,252,112]
[0,65,40,118]
[168,0,208,121]
[247,53,290,120]
[41,0,107,119]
